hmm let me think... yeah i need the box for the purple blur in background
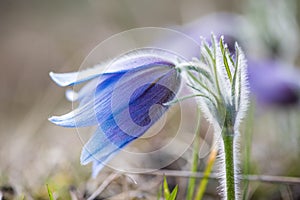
[174,13,300,107]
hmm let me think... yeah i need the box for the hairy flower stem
[222,127,236,200]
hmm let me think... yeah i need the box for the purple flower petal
[248,59,300,105]
[49,49,180,87]
[49,48,183,176]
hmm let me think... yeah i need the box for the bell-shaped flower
[49,48,183,177]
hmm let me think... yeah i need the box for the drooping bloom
[49,48,183,177]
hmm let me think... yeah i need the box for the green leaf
[186,70,220,106]
[163,177,170,198]
[167,185,178,200]
[211,34,217,57]
[203,43,214,63]
[162,177,178,200]
[46,184,54,200]
[195,148,218,200]
[157,184,162,200]
[231,46,239,109]
[220,37,232,83]
[185,65,213,83]
[164,94,212,106]
[227,48,235,68]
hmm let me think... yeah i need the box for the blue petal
[48,102,98,127]
[49,73,124,127]
[80,64,180,177]
[49,69,103,87]
[99,67,181,146]
[105,49,178,73]
[65,89,79,102]
[50,48,183,177]
[92,160,106,178]
[65,74,114,102]
[49,49,178,87]
[80,127,122,166]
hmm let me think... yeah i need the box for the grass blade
[167,185,178,200]
[195,148,218,200]
[46,184,54,200]
[163,177,170,198]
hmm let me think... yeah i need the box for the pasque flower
[248,59,300,106]
[49,49,183,177]
[182,35,249,200]
[49,33,249,199]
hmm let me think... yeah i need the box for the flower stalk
[182,34,249,199]
[222,128,236,200]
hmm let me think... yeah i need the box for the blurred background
[0,0,300,199]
